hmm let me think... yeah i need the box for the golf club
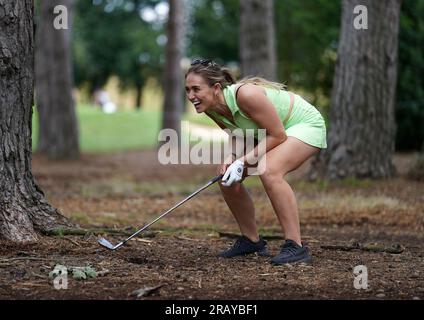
[98,174,223,250]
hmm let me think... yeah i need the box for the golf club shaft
[121,174,223,245]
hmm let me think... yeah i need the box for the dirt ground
[0,150,423,300]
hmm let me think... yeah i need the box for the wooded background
[1,0,423,242]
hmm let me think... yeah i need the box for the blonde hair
[238,76,286,91]
[185,60,235,88]
[185,59,286,91]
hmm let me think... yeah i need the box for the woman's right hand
[217,154,236,176]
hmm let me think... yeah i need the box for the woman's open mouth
[193,101,201,110]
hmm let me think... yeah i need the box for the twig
[31,272,47,279]
[0,257,54,263]
[321,243,404,254]
[0,263,13,267]
[321,244,359,251]
[175,236,200,242]
[130,238,153,244]
[42,228,158,238]
[218,231,284,240]
[63,236,81,247]
[16,282,47,287]
[0,256,88,265]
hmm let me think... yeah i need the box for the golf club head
[98,237,121,250]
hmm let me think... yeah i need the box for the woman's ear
[214,83,222,95]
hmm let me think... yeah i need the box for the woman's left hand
[221,159,244,187]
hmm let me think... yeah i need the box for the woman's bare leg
[258,137,319,246]
[218,182,259,242]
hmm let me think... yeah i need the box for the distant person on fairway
[185,59,327,265]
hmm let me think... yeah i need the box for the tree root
[41,227,158,238]
[218,231,284,240]
[321,242,405,254]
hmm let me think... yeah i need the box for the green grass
[33,105,162,153]
[32,105,218,154]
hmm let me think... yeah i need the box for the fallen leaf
[72,268,87,280]
[130,284,166,298]
[83,266,98,278]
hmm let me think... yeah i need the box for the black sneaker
[219,235,269,258]
[271,239,312,265]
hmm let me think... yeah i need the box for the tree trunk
[309,0,402,180]
[161,0,185,139]
[239,0,277,80]
[35,0,79,159]
[135,81,143,110]
[0,0,73,243]
[279,2,293,85]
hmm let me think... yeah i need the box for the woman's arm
[235,84,287,166]
[204,112,238,172]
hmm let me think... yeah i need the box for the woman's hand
[217,153,236,176]
[221,160,245,187]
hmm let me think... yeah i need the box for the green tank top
[206,84,293,138]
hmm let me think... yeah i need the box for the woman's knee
[258,158,288,185]
[259,169,284,187]
[259,162,294,189]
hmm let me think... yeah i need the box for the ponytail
[186,59,284,91]
[238,76,286,91]
[222,68,236,86]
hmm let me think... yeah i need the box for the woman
[185,59,327,265]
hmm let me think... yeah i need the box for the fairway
[32,106,217,153]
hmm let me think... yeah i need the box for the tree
[407,142,424,181]
[73,0,123,92]
[187,0,340,107]
[161,0,186,138]
[309,0,402,180]
[35,0,79,159]
[395,0,424,151]
[115,14,163,110]
[73,0,165,107]
[188,0,239,64]
[0,0,72,242]
[274,0,341,107]
[239,0,277,80]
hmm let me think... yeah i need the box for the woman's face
[185,73,217,113]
